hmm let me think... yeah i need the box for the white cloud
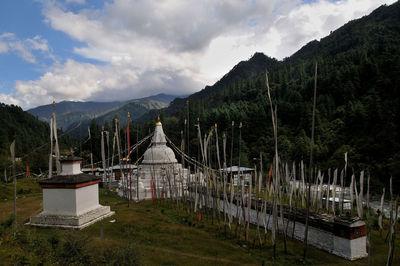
[0,93,23,107]
[260,0,397,59]
[10,58,202,109]
[0,32,53,64]
[0,40,8,53]
[2,0,396,109]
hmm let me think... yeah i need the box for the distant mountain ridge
[28,93,182,131]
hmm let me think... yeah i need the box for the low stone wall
[218,199,367,260]
[198,194,368,260]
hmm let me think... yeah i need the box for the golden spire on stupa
[156,115,162,126]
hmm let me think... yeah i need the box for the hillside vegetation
[0,104,71,178]
[142,2,400,193]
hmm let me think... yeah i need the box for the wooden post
[11,139,16,224]
[100,218,104,242]
[127,112,132,204]
[266,72,279,258]
[137,125,139,201]
[367,174,371,266]
[379,187,385,234]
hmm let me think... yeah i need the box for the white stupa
[132,118,189,200]
[30,156,114,229]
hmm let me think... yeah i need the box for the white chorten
[132,118,189,200]
[30,156,114,229]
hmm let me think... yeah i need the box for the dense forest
[0,104,71,179]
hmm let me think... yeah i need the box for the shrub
[55,233,93,265]
[103,242,141,266]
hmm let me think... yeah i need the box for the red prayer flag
[160,188,164,203]
[151,179,156,203]
[267,163,273,191]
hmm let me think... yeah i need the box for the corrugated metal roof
[219,166,254,172]
[82,164,137,172]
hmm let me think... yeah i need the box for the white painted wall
[333,235,367,260]
[43,184,100,216]
[217,199,367,260]
[61,162,82,175]
[75,184,100,215]
[124,162,188,200]
[43,188,77,215]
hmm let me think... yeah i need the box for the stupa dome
[141,120,178,164]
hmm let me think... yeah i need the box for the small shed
[219,166,254,186]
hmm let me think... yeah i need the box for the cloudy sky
[0,0,396,109]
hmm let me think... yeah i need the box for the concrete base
[29,205,114,230]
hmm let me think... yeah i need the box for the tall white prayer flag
[10,140,15,162]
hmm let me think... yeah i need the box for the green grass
[0,177,42,201]
[0,178,399,265]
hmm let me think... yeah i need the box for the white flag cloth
[358,171,364,219]
[271,174,276,244]
[332,169,337,213]
[326,169,331,211]
[301,160,305,207]
[289,176,294,210]
[317,173,323,209]
[10,140,15,162]
[49,117,53,178]
[350,174,355,210]
[339,169,344,213]
[101,130,106,182]
[379,188,385,229]
[53,116,61,175]
[354,177,360,217]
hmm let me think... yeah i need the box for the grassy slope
[0,178,398,265]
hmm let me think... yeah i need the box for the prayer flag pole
[127,112,132,204]
[10,139,16,224]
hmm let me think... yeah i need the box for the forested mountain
[138,2,400,192]
[65,100,167,137]
[63,94,185,137]
[28,101,121,129]
[168,52,279,114]
[0,104,71,177]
